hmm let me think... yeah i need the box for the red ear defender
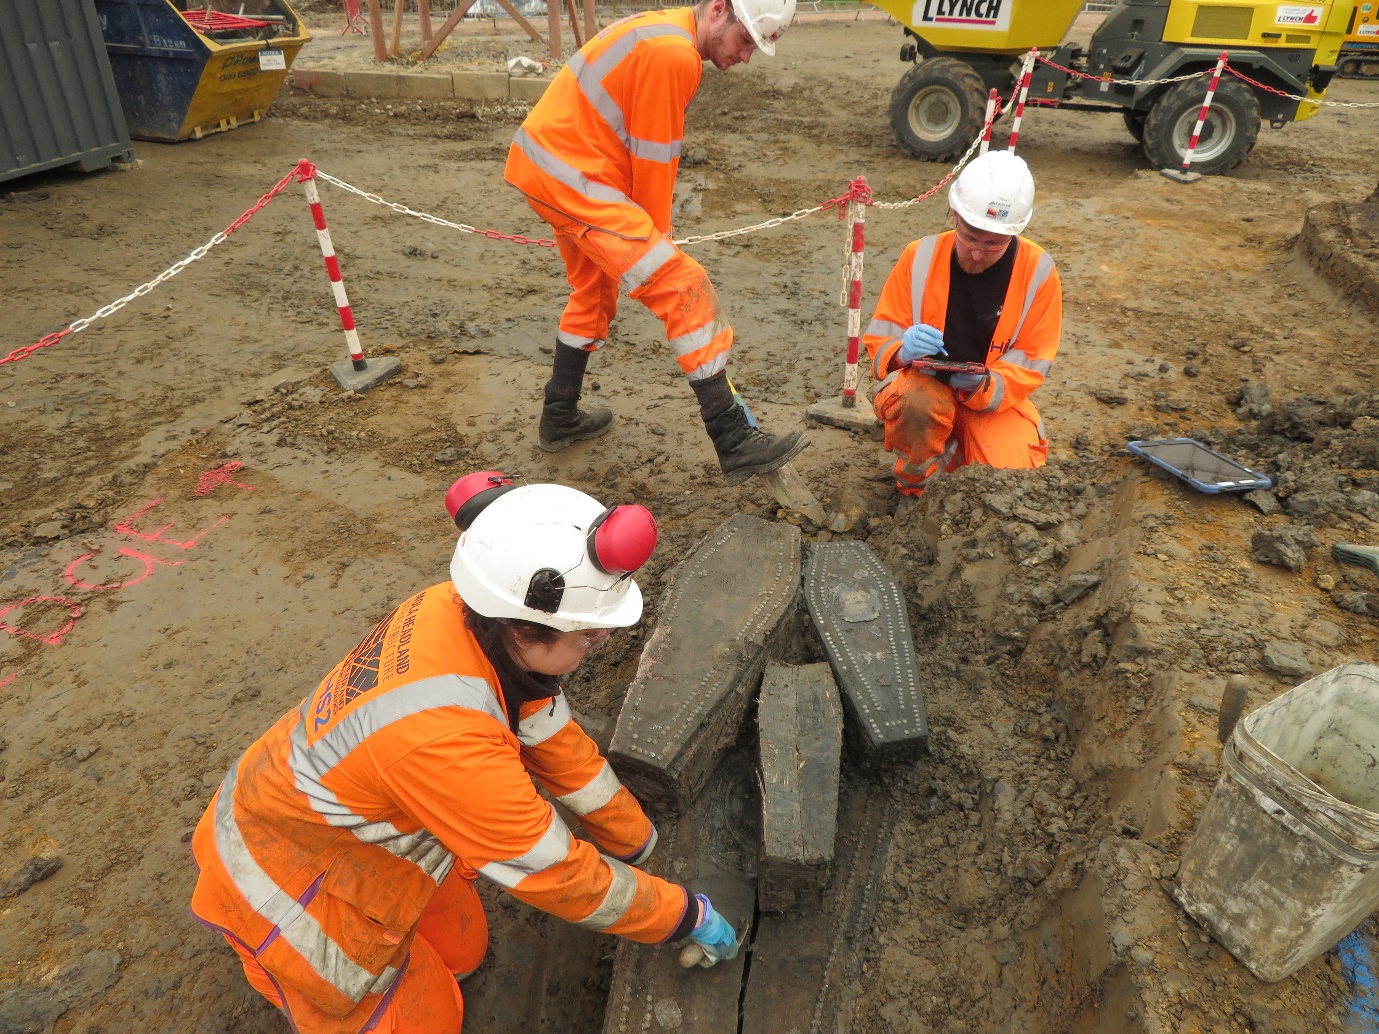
[446,471,516,530]
[586,505,658,575]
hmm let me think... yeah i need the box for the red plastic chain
[822,177,876,218]
[478,230,558,247]
[1222,63,1291,98]
[2,162,311,368]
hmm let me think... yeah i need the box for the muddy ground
[4,16,1379,1034]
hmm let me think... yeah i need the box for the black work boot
[692,371,810,486]
[538,340,613,453]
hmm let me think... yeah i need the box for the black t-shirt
[939,239,1018,383]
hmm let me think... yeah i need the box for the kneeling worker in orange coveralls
[189,472,739,1034]
[863,150,1062,513]
[504,0,809,486]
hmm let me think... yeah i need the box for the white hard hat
[447,473,658,632]
[948,150,1035,236]
[730,0,795,56]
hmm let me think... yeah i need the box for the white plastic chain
[66,229,233,335]
[315,171,491,235]
[1048,54,1379,108]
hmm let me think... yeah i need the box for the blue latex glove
[689,894,739,965]
[950,371,988,395]
[899,323,947,365]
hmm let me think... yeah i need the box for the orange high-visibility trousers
[534,197,732,382]
[875,368,1048,497]
[225,872,489,1034]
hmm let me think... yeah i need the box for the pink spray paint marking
[196,461,256,497]
[0,596,83,646]
[64,548,184,591]
[114,498,231,551]
[0,463,257,670]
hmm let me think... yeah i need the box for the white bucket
[1174,662,1379,981]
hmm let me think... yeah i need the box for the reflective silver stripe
[556,331,599,349]
[866,318,906,340]
[627,826,657,866]
[998,349,1053,376]
[1007,251,1055,344]
[288,673,507,880]
[867,318,907,380]
[686,351,730,381]
[667,322,716,357]
[976,371,1007,412]
[620,238,677,294]
[302,674,506,772]
[517,693,572,747]
[557,761,623,816]
[567,25,694,166]
[627,137,682,163]
[289,714,455,881]
[213,758,402,1002]
[907,235,940,328]
[1036,415,1047,440]
[871,235,942,381]
[511,127,631,205]
[478,806,574,889]
[575,856,640,931]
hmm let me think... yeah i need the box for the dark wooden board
[757,662,843,912]
[609,514,801,814]
[803,541,928,763]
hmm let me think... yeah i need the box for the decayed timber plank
[741,778,896,1034]
[804,540,928,763]
[601,752,759,1034]
[757,662,843,913]
[609,514,801,813]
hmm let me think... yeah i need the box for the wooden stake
[565,0,584,48]
[493,0,545,45]
[390,0,406,57]
[368,0,387,61]
[418,0,431,43]
[417,0,478,61]
[548,0,561,62]
[583,0,595,41]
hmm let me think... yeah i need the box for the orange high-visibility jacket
[504,8,701,237]
[864,231,1062,419]
[190,583,691,1030]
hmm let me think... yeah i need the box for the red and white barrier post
[1163,51,1229,183]
[979,88,1000,155]
[1007,48,1037,154]
[841,179,868,409]
[806,177,877,434]
[297,159,401,391]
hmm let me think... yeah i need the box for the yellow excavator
[1339,2,1379,77]
[868,0,1357,174]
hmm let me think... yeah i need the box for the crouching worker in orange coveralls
[504,0,810,486]
[863,151,1063,513]
[189,472,741,1034]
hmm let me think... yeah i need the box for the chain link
[1037,52,1379,108]
[1037,54,1208,87]
[2,165,305,368]
[314,171,560,246]
[1225,63,1379,108]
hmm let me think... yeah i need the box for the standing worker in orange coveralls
[504,0,810,486]
[188,472,741,1034]
[863,151,1062,513]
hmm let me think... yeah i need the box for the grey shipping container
[0,0,134,184]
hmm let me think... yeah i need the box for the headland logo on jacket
[913,0,1010,31]
[310,593,425,732]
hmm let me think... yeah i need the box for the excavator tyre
[889,56,989,161]
[1142,76,1260,175]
